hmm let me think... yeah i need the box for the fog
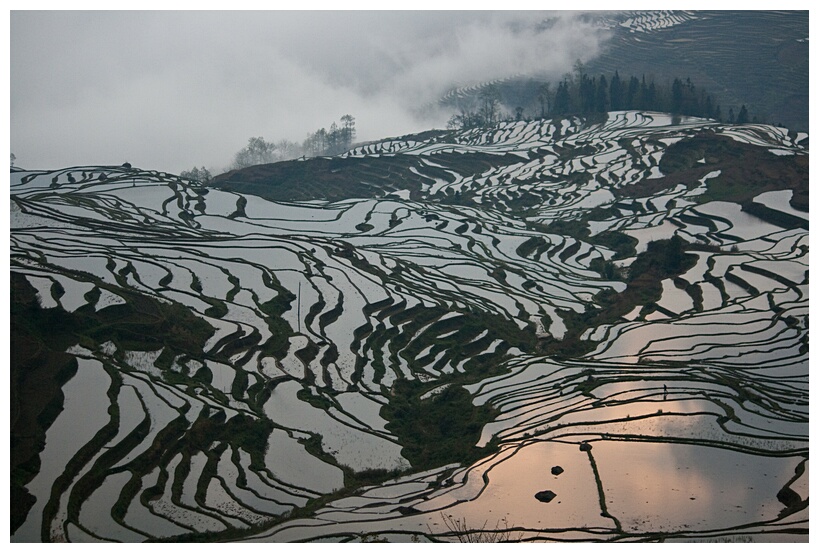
[10,10,609,174]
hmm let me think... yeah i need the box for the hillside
[10,111,808,542]
[441,11,809,131]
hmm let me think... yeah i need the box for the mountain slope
[10,111,808,542]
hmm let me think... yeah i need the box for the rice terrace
[9,10,808,543]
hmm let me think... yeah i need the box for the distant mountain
[441,11,808,131]
[11,111,808,542]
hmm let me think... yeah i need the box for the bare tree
[233,136,277,169]
[275,139,303,161]
[340,114,356,149]
[302,115,357,157]
[538,82,553,118]
[180,166,212,184]
[479,85,502,126]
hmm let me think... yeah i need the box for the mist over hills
[11,10,807,174]
[9,7,810,545]
[438,11,808,132]
[11,110,808,542]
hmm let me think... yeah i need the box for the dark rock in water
[579,441,592,452]
[535,490,557,503]
[551,466,564,476]
[396,505,421,515]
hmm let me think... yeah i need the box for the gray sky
[10,9,610,174]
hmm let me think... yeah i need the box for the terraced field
[10,111,808,542]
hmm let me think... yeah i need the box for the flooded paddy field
[10,110,807,542]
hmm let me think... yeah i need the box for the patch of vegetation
[382,379,499,470]
[296,386,337,411]
[187,412,273,462]
[258,274,297,359]
[592,230,638,259]
[432,513,521,543]
[228,195,248,219]
[538,218,589,239]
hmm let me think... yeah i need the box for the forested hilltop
[447,68,754,131]
[440,11,807,132]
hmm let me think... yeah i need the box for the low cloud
[11,11,609,174]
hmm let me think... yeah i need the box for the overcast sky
[10,9,610,174]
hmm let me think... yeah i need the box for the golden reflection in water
[440,440,612,534]
[433,437,803,540]
[592,440,801,534]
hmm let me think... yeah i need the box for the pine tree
[736,105,749,124]
[639,76,648,110]
[647,81,657,110]
[340,114,356,149]
[704,93,713,119]
[609,71,622,111]
[671,78,683,113]
[554,80,571,114]
[538,83,552,118]
[596,75,609,113]
[627,76,639,110]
